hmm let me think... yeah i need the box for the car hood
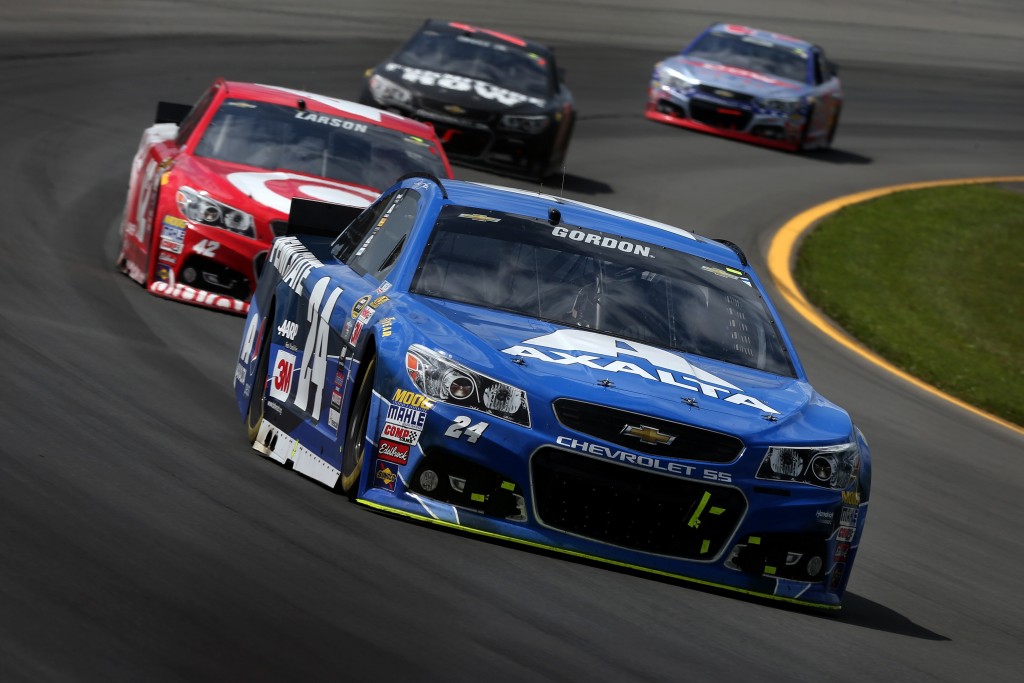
[174,156,380,218]
[408,298,853,443]
[662,55,807,99]
[382,61,549,112]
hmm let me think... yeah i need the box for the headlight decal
[406,344,531,427]
[498,114,551,134]
[756,443,859,490]
[175,186,254,237]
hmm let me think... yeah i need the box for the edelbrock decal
[502,328,779,414]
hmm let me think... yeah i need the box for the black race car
[360,20,576,181]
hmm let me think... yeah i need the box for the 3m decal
[444,416,489,444]
[376,438,410,465]
[503,328,779,414]
[193,239,220,258]
[293,277,344,420]
[375,459,399,491]
[269,349,296,402]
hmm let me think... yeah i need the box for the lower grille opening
[531,447,745,560]
[409,450,525,520]
[689,99,753,130]
[178,256,250,301]
[727,533,829,582]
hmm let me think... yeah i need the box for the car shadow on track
[834,592,949,640]
[538,172,614,195]
[800,147,874,164]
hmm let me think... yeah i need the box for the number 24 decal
[445,416,489,443]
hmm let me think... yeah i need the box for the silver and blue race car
[646,23,843,151]
[234,173,870,609]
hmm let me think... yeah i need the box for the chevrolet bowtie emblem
[444,104,466,115]
[621,425,676,445]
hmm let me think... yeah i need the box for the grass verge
[794,183,1024,427]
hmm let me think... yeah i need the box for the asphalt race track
[1,1,1022,680]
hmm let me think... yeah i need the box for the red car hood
[174,155,380,220]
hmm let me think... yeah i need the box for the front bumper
[646,83,807,151]
[357,388,867,609]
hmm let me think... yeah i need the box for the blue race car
[234,174,870,609]
[646,23,843,151]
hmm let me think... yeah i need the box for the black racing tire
[245,318,272,445]
[798,104,816,151]
[339,356,376,496]
[825,104,842,148]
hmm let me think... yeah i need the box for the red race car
[118,79,453,313]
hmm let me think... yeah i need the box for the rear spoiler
[287,198,365,238]
[155,101,192,125]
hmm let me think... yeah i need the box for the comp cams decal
[502,328,779,414]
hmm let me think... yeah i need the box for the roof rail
[397,172,448,199]
[712,238,748,266]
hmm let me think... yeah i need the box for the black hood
[382,62,551,114]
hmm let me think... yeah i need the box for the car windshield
[193,99,447,188]
[395,29,552,98]
[412,206,795,377]
[684,31,809,84]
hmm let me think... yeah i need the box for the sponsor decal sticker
[268,349,297,402]
[816,510,835,524]
[392,389,433,410]
[840,506,859,527]
[837,526,856,542]
[351,295,371,318]
[834,542,851,561]
[841,490,861,505]
[386,402,428,430]
[159,238,184,254]
[555,436,731,482]
[375,459,399,491]
[375,281,392,295]
[268,236,324,295]
[357,305,375,326]
[162,215,187,230]
[503,328,778,414]
[234,362,247,385]
[277,320,299,341]
[376,438,410,465]
[327,390,342,430]
[370,294,389,308]
[160,222,186,243]
[158,251,178,265]
[156,264,173,282]
[348,321,364,346]
[381,421,421,446]
[380,317,395,337]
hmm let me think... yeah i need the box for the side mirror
[155,101,192,125]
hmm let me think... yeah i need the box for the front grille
[696,85,755,103]
[531,447,746,559]
[432,125,492,158]
[417,97,496,124]
[553,399,743,463]
[689,98,753,130]
[180,255,250,300]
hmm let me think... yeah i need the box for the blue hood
[404,297,853,443]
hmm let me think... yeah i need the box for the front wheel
[339,356,376,496]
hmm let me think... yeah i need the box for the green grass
[794,184,1024,427]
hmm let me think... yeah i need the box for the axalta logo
[502,328,779,414]
[551,226,652,258]
[555,436,732,482]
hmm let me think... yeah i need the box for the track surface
[2,2,1022,680]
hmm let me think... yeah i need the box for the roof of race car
[705,23,815,50]
[218,80,437,137]
[420,18,552,55]
[408,177,746,269]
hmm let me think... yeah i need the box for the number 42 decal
[445,416,489,443]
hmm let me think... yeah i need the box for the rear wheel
[245,319,272,445]
[825,104,842,148]
[339,356,376,496]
